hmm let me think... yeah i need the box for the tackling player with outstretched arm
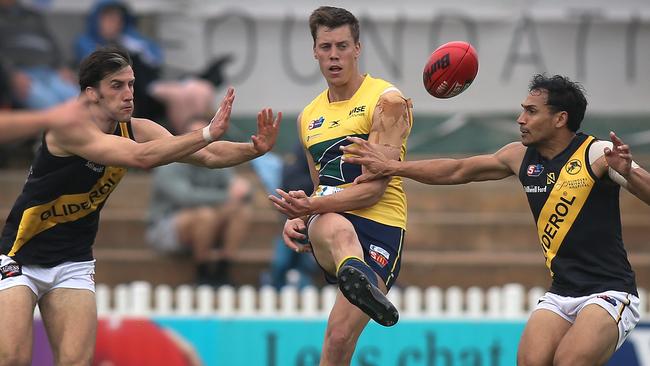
[343,74,649,366]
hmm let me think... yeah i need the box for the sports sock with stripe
[337,256,379,288]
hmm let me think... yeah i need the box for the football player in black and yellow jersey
[343,74,650,365]
[0,46,281,366]
[268,6,412,365]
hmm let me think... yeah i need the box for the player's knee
[325,327,356,351]
[0,351,31,366]
[553,348,598,366]
[323,326,356,358]
[331,226,357,249]
[517,350,550,366]
[55,347,93,366]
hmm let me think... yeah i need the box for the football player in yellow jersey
[268,6,412,365]
[343,74,650,365]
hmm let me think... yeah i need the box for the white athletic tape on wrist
[608,167,629,189]
[202,107,223,143]
[202,125,214,143]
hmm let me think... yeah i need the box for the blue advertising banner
[32,318,650,365]
[157,318,524,365]
[153,318,650,366]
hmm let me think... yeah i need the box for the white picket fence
[92,282,649,320]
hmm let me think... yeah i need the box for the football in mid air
[423,41,479,99]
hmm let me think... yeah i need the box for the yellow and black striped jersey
[519,133,637,296]
[300,74,411,229]
[0,122,135,266]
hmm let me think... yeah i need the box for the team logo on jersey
[526,164,544,177]
[547,172,556,185]
[0,262,22,280]
[348,105,366,117]
[565,159,582,175]
[308,116,325,130]
[369,244,390,268]
[329,120,340,128]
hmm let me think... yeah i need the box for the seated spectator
[74,0,217,133]
[146,118,254,286]
[0,0,78,110]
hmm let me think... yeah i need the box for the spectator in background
[75,0,216,133]
[147,118,254,286]
[0,0,78,110]
[267,143,318,289]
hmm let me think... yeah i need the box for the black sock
[337,257,379,288]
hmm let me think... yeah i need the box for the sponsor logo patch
[554,178,591,190]
[328,120,340,128]
[597,295,617,307]
[547,172,556,185]
[369,244,390,268]
[0,263,22,280]
[315,185,343,197]
[308,116,325,130]
[527,164,544,177]
[565,159,582,175]
[524,185,547,193]
[85,161,105,173]
[348,105,366,117]
[306,133,322,142]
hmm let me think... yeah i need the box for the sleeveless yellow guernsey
[300,74,410,229]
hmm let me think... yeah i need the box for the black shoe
[337,265,399,327]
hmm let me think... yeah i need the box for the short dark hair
[309,6,360,46]
[78,46,132,90]
[529,74,588,132]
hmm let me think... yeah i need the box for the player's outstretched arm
[50,88,235,169]
[0,110,50,143]
[343,138,522,185]
[0,96,90,143]
[605,131,650,205]
[186,107,282,168]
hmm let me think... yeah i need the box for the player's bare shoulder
[373,89,411,138]
[495,142,526,174]
[129,117,173,143]
[377,90,412,118]
[45,112,101,157]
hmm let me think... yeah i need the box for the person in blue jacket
[75,0,216,134]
